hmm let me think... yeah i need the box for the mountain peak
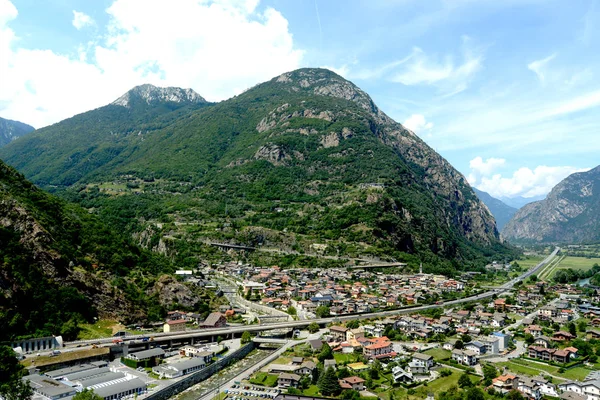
[111,84,207,108]
[272,68,386,118]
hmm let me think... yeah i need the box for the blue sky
[0,0,598,199]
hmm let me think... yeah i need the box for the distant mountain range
[0,117,34,148]
[498,194,545,209]
[0,68,516,272]
[472,188,517,231]
[503,165,600,243]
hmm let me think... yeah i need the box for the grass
[556,256,599,271]
[249,372,279,387]
[77,319,124,339]
[20,347,110,367]
[381,371,480,400]
[273,356,292,364]
[497,359,593,382]
[334,352,360,364]
[423,347,451,361]
[302,385,320,396]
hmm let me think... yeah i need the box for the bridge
[349,262,407,270]
[210,243,256,251]
[61,248,559,351]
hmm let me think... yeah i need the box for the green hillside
[0,69,517,273]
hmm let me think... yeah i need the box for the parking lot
[224,384,280,400]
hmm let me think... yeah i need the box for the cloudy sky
[1,0,598,200]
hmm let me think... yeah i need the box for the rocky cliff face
[111,84,207,107]
[0,117,34,148]
[503,165,600,243]
[473,188,517,231]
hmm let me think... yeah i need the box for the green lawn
[391,371,480,400]
[302,385,320,396]
[423,347,451,361]
[334,353,360,364]
[556,256,599,271]
[497,359,593,382]
[249,372,279,387]
[77,319,120,339]
[561,367,594,381]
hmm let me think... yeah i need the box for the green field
[497,359,593,382]
[517,256,545,269]
[249,372,279,387]
[423,347,451,361]
[334,352,360,364]
[555,256,599,271]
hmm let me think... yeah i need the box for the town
[12,249,600,400]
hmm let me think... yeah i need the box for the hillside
[0,68,516,273]
[473,188,517,231]
[0,117,34,148]
[503,165,600,243]
[0,160,216,342]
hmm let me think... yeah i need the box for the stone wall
[144,342,256,400]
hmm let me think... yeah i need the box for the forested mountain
[0,68,516,273]
[503,165,600,243]
[472,188,517,231]
[0,117,34,148]
[0,160,214,342]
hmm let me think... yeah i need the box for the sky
[0,0,599,200]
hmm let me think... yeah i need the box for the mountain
[0,117,34,148]
[0,159,218,342]
[0,84,210,187]
[0,68,515,272]
[472,188,517,231]
[497,195,545,209]
[503,166,600,243]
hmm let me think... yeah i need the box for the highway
[63,247,560,349]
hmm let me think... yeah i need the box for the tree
[568,322,577,337]
[287,306,297,316]
[308,322,320,333]
[482,364,498,386]
[341,390,360,400]
[577,320,588,333]
[464,387,485,400]
[524,333,535,345]
[318,367,341,396]
[462,334,472,343]
[312,365,321,384]
[0,346,33,400]
[318,342,333,362]
[506,389,525,400]
[454,340,464,350]
[458,373,473,388]
[241,331,252,344]
[73,389,103,400]
[316,306,331,318]
[346,320,360,329]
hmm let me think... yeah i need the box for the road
[61,247,560,351]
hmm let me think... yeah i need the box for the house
[363,337,395,360]
[528,346,577,363]
[408,353,434,375]
[451,349,478,366]
[587,329,600,340]
[465,341,487,355]
[202,312,227,328]
[525,325,544,338]
[558,379,600,400]
[340,376,365,391]
[492,374,518,395]
[493,332,511,351]
[329,325,349,342]
[552,331,576,342]
[308,339,324,352]
[482,337,500,354]
[324,359,337,371]
[163,319,187,333]
[179,346,213,363]
[528,346,554,361]
[277,373,301,388]
[533,336,552,348]
[494,298,506,312]
[392,366,414,383]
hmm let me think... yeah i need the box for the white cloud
[527,53,556,84]
[474,165,590,198]
[390,37,483,94]
[72,10,94,30]
[0,0,304,128]
[469,156,505,179]
[402,114,433,134]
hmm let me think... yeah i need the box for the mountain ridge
[0,68,515,271]
[503,165,600,243]
[0,117,35,148]
[472,188,518,231]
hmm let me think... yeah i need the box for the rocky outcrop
[111,84,207,107]
[148,275,197,308]
[503,165,600,243]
